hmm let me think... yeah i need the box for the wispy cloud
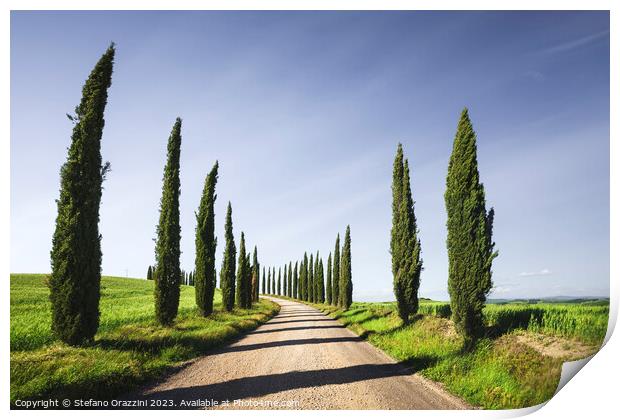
[518,269,553,278]
[534,30,609,56]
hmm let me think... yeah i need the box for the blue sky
[10,11,609,301]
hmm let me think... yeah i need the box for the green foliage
[317,258,325,303]
[272,267,276,295]
[300,253,308,301]
[49,44,115,346]
[235,233,251,309]
[333,234,340,307]
[326,253,332,305]
[293,261,299,299]
[339,226,353,309]
[287,263,293,298]
[283,265,287,296]
[308,253,314,302]
[10,274,278,403]
[154,118,183,326]
[261,267,266,295]
[391,144,423,323]
[277,267,282,296]
[146,266,152,280]
[313,251,320,303]
[251,247,259,302]
[266,267,271,294]
[219,203,236,311]
[194,161,219,316]
[445,109,498,345]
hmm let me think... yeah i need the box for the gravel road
[134,297,470,409]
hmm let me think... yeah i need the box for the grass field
[305,299,608,409]
[10,274,279,404]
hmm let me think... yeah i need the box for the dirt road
[134,297,469,409]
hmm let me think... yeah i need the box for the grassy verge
[277,297,605,409]
[11,274,280,404]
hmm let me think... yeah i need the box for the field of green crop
[308,299,608,409]
[10,274,279,404]
[417,300,608,344]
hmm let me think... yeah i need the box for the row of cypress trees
[262,227,353,310]
[49,44,263,345]
[146,265,193,285]
[390,108,497,346]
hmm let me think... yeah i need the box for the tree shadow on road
[134,362,415,409]
[245,325,347,335]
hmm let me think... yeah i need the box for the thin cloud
[534,30,609,56]
[518,269,552,278]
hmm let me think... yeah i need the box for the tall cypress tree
[49,44,115,345]
[340,226,353,309]
[236,233,249,308]
[220,203,236,311]
[262,266,266,295]
[333,234,341,307]
[267,268,271,294]
[251,246,259,302]
[326,253,332,305]
[317,258,325,303]
[307,253,313,302]
[246,252,252,307]
[277,267,281,295]
[287,262,293,297]
[147,266,153,280]
[293,261,299,299]
[300,254,307,300]
[391,145,423,323]
[194,161,219,316]
[313,251,320,303]
[283,265,287,296]
[153,118,183,325]
[445,109,497,345]
[272,267,276,295]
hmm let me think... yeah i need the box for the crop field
[309,298,608,409]
[10,274,279,404]
[417,300,609,345]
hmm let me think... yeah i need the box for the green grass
[304,300,607,409]
[10,274,279,404]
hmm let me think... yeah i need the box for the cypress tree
[262,266,266,295]
[340,226,353,309]
[283,265,287,296]
[313,251,320,303]
[326,253,332,305]
[300,255,307,300]
[271,267,275,295]
[220,203,236,311]
[267,268,271,294]
[277,267,281,295]
[391,145,423,323]
[333,234,341,307]
[317,258,325,303]
[147,265,153,280]
[236,233,250,308]
[194,161,219,316]
[308,253,314,302]
[288,262,293,297]
[293,261,299,299]
[49,44,115,345]
[246,252,252,307]
[153,118,183,325]
[251,246,259,302]
[445,108,497,345]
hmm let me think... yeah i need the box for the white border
[2,2,617,420]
